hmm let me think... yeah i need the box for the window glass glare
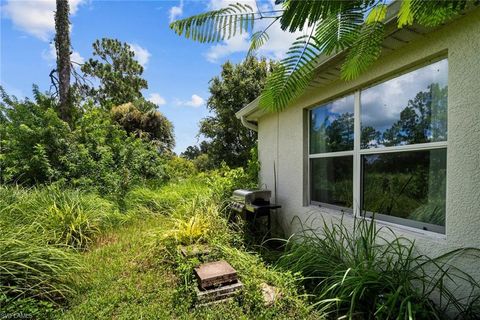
[361,59,448,149]
[310,95,354,154]
[311,156,353,208]
[362,149,446,230]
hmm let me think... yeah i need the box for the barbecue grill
[230,189,281,231]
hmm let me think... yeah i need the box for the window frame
[307,57,448,234]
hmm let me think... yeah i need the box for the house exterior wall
[257,9,480,280]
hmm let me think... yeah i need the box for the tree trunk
[55,0,71,124]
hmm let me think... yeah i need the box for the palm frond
[259,4,369,111]
[259,31,321,111]
[280,0,373,32]
[247,31,270,57]
[341,21,385,81]
[365,4,388,25]
[169,3,256,43]
[398,0,469,28]
[314,10,364,55]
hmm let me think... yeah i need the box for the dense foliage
[0,164,312,319]
[0,87,166,199]
[111,100,175,153]
[277,216,480,319]
[81,38,148,107]
[187,56,273,169]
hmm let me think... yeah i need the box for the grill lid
[231,189,271,204]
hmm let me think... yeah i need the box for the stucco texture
[257,8,480,281]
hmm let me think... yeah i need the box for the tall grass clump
[0,229,81,305]
[277,216,480,319]
[0,185,129,250]
[125,179,212,215]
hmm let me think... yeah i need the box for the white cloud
[175,94,205,108]
[41,42,84,66]
[1,0,85,41]
[128,43,151,68]
[204,0,310,63]
[148,93,166,106]
[361,59,448,131]
[70,50,85,64]
[205,33,250,63]
[169,0,183,23]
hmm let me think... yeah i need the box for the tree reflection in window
[310,95,354,154]
[361,59,448,149]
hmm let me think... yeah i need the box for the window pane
[310,95,354,154]
[311,156,353,208]
[362,149,446,231]
[361,59,448,149]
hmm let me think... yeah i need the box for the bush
[111,100,175,153]
[277,216,480,319]
[0,86,71,184]
[0,88,169,202]
[163,156,197,181]
[200,164,258,202]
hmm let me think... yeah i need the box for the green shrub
[0,88,168,199]
[200,164,257,202]
[164,156,197,181]
[277,216,480,319]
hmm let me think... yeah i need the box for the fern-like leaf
[247,31,270,57]
[169,3,256,43]
[259,33,321,111]
[315,10,364,55]
[398,0,469,28]
[341,21,385,81]
[365,4,388,24]
[280,0,373,32]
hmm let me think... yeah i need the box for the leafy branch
[170,0,476,111]
[170,3,260,43]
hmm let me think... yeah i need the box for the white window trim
[307,63,448,234]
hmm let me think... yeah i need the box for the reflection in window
[361,59,448,149]
[311,157,353,208]
[310,95,354,154]
[362,149,446,231]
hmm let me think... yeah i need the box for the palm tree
[170,0,475,111]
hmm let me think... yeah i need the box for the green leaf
[247,31,270,57]
[315,10,363,55]
[341,22,385,81]
[365,4,387,25]
[397,0,414,28]
[169,3,256,43]
[259,33,321,111]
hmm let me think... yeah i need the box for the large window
[310,95,354,209]
[309,59,448,233]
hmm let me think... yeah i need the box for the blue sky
[0,0,303,153]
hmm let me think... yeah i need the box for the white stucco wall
[257,8,480,281]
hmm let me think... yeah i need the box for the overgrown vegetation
[277,216,480,319]
[58,172,318,319]
[0,87,168,200]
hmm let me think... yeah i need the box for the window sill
[306,205,447,242]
